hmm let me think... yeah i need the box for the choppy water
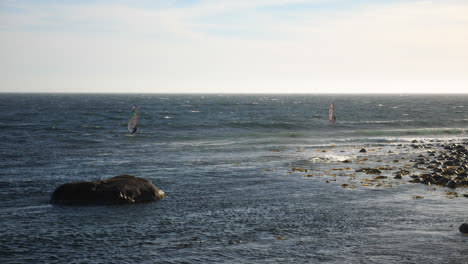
[1,94,468,263]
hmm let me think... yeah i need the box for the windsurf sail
[128,104,138,134]
[329,102,336,125]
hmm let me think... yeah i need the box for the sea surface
[1,93,468,263]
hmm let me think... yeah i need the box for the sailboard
[128,104,138,135]
[329,102,336,125]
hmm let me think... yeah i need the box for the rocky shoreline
[405,140,468,189]
[289,138,468,233]
[291,138,468,194]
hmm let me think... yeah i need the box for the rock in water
[51,175,166,205]
[460,223,468,234]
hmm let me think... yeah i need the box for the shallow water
[1,94,468,263]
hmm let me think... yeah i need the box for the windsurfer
[329,102,336,125]
[128,104,139,135]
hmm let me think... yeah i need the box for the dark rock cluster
[407,142,468,189]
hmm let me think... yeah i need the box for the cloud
[0,0,467,93]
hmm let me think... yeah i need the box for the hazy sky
[1,0,467,93]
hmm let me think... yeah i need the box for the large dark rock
[446,180,457,189]
[460,223,468,234]
[51,175,166,205]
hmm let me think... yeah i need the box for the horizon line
[2,92,468,95]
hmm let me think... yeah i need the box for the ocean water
[1,93,468,263]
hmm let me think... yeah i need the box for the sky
[1,0,467,93]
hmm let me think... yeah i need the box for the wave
[335,128,467,145]
[226,121,307,130]
[0,204,52,215]
[349,127,466,136]
[81,125,105,130]
[339,119,468,127]
[340,119,416,125]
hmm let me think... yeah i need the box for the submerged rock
[51,175,166,205]
[356,168,382,175]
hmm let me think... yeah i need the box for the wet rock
[409,178,421,183]
[420,176,435,185]
[50,175,166,205]
[359,148,367,153]
[456,179,468,186]
[399,170,411,175]
[394,173,402,179]
[432,174,449,186]
[443,160,457,167]
[442,169,456,176]
[456,144,466,150]
[417,160,427,165]
[459,223,468,234]
[292,167,308,172]
[436,177,449,186]
[374,175,387,180]
[446,180,457,189]
[356,168,382,174]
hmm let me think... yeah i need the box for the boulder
[460,223,468,234]
[446,180,457,189]
[51,175,166,205]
